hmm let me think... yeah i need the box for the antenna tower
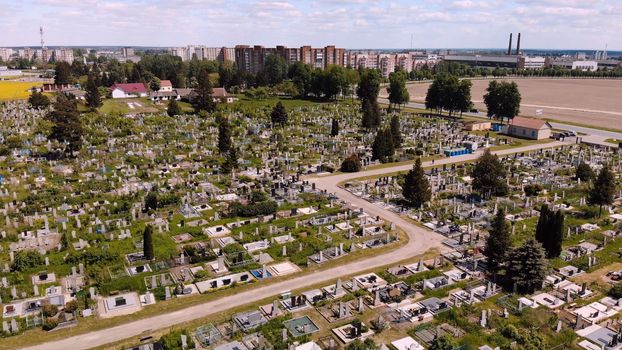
[40,26,46,50]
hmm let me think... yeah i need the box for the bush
[524,183,543,197]
[42,318,58,331]
[42,304,59,317]
[11,250,44,272]
[228,200,278,217]
[64,300,78,313]
[609,284,622,299]
[341,154,362,173]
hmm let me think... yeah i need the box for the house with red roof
[110,83,148,99]
[504,116,552,140]
[158,80,173,92]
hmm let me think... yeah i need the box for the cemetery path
[19,142,570,350]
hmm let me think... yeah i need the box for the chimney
[507,33,513,56]
[516,33,521,55]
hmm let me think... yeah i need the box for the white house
[110,83,148,99]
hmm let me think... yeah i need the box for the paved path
[17,142,571,350]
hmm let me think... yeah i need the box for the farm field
[403,78,622,130]
[0,81,41,100]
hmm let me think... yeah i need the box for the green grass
[99,98,161,115]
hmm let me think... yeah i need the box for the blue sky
[0,0,620,50]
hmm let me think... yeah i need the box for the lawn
[0,81,41,100]
[99,98,161,115]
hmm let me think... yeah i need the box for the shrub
[42,318,58,331]
[341,154,362,173]
[42,304,59,317]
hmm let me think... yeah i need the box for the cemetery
[1,90,622,350]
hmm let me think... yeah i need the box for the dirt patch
[400,78,622,130]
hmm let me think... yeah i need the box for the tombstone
[282,328,288,342]
[374,290,381,306]
[151,275,157,289]
[33,284,39,297]
[44,257,49,266]
[351,277,359,292]
[262,265,267,278]
[180,252,186,265]
[2,321,8,334]
[518,299,523,311]
[181,334,188,350]
[10,318,18,333]
[556,320,562,333]
[72,266,77,276]
[335,278,343,295]
[11,286,17,299]
[165,286,171,300]
[282,245,287,257]
[218,256,225,272]
[272,299,280,316]
[358,297,364,313]
[89,286,96,299]
[480,309,487,328]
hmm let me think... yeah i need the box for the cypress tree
[402,158,431,208]
[371,128,394,163]
[143,225,154,260]
[331,118,339,136]
[85,73,102,111]
[390,114,402,148]
[270,101,288,126]
[483,208,511,274]
[217,115,232,154]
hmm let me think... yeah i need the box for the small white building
[110,83,148,99]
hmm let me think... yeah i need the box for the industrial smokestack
[507,33,513,55]
[516,33,521,55]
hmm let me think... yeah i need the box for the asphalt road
[18,141,571,350]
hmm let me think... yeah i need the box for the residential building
[18,48,36,60]
[121,47,134,57]
[159,80,173,92]
[0,48,13,62]
[53,48,74,64]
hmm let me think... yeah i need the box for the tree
[390,114,402,148]
[143,225,154,260]
[576,161,595,182]
[341,154,362,172]
[85,73,102,111]
[54,61,73,85]
[263,54,288,86]
[270,101,288,126]
[357,68,382,128]
[217,115,233,154]
[387,70,410,109]
[28,91,50,109]
[429,334,458,350]
[330,118,340,136]
[535,205,564,258]
[149,78,161,92]
[166,98,181,117]
[483,80,521,122]
[60,232,70,251]
[323,65,347,100]
[288,62,312,97]
[402,158,431,208]
[471,149,508,198]
[221,146,238,174]
[371,128,394,163]
[145,191,158,211]
[361,98,381,129]
[46,94,83,155]
[588,165,616,217]
[483,208,511,274]
[506,239,548,294]
[191,69,216,114]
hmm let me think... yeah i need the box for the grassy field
[99,98,161,114]
[0,81,41,100]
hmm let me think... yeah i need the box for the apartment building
[0,48,13,62]
[53,48,74,64]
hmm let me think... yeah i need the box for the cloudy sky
[0,0,620,50]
